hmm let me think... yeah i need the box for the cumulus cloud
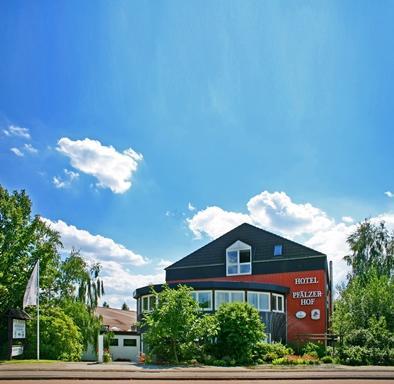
[10,147,23,157]
[99,261,165,309]
[56,137,143,194]
[3,125,31,139]
[385,191,394,198]
[342,216,354,223]
[53,169,80,189]
[42,218,147,266]
[187,206,252,239]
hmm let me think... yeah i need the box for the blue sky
[1,1,394,307]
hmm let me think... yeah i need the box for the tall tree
[121,302,129,310]
[0,186,61,314]
[345,220,394,279]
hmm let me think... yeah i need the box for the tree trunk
[172,339,178,364]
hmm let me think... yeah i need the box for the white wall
[110,335,140,361]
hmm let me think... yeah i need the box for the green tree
[56,250,104,310]
[142,285,211,363]
[345,220,394,279]
[102,301,110,308]
[25,305,83,361]
[333,268,394,336]
[0,187,61,314]
[214,302,266,363]
[121,302,129,311]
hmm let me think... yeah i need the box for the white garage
[109,333,140,361]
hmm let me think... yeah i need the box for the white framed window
[226,241,252,276]
[142,294,157,312]
[247,291,270,312]
[215,290,245,309]
[272,293,285,313]
[191,290,213,311]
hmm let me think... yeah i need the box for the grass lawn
[0,359,57,364]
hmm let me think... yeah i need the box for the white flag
[23,261,39,309]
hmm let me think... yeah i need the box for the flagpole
[37,260,40,361]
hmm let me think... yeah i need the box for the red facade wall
[168,269,328,342]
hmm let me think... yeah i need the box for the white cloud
[247,191,334,237]
[99,261,165,309]
[188,202,196,211]
[187,206,252,239]
[385,191,394,198]
[156,259,174,270]
[56,137,143,194]
[3,125,31,139]
[10,147,23,157]
[53,169,80,189]
[42,218,147,266]
[342,216,354,223]
[23,143,38,154]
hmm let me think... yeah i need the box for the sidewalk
[0,362,393,380]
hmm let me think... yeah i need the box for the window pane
[231,291,244,302]
[123,338,137,347]
[198,292,212,309]
[227,251,238,264]
[247,292,258,309]
[216,292,229,308]
[110,338,119,346]
[143,297,149,311]
[277,295,283,312]
[190,292,197,301]
[259,293,270,311]
[227,265,238,275]
[240,263,251,274]
[239,250,250,263]
[149,296,156,310]
[274,245,283,256]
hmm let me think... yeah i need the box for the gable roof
[95,307,137,332]
[166,223,325,270]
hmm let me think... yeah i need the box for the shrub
[338,346,369,366]
[253,341,293,363]
[25,306,83,361]
[214,302,265,364]
[321,355,334,364]
[272,355,316,365]
[301,342,326,358]
[103,350,112,363]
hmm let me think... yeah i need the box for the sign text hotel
[293,276,322,305]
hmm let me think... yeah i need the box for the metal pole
[37,260,40,360]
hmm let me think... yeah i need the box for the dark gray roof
[166,223,325,270]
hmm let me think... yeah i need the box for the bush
[301,342,326,358]
[253,342,293,363]
[214,302,265,364]
[321,355,334,364]
[338,346,370,366]
[103,350,112,363]
[25,306,83,361]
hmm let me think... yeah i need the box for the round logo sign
[295,311,306,319]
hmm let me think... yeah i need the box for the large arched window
[226,240,252,276]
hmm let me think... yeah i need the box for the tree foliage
[142,285,215,363]
[25,306,83,361]
[0,185,105,360]
[214,302,266,363]
[345,220,394,279]
[333,220,394,365]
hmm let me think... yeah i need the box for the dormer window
[226,241,252,276]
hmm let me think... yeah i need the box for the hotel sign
[12,319,26,339]
[293,276,322,306]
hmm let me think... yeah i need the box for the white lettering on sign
[301,298,315,305]
[11,345,24,357]
[292,291,322,299]
[294,277,318,285]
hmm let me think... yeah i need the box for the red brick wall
[168,269,328,342]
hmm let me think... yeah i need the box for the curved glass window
[191,290,213,311]
[247,291,270,312]
[215,290,245,309]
